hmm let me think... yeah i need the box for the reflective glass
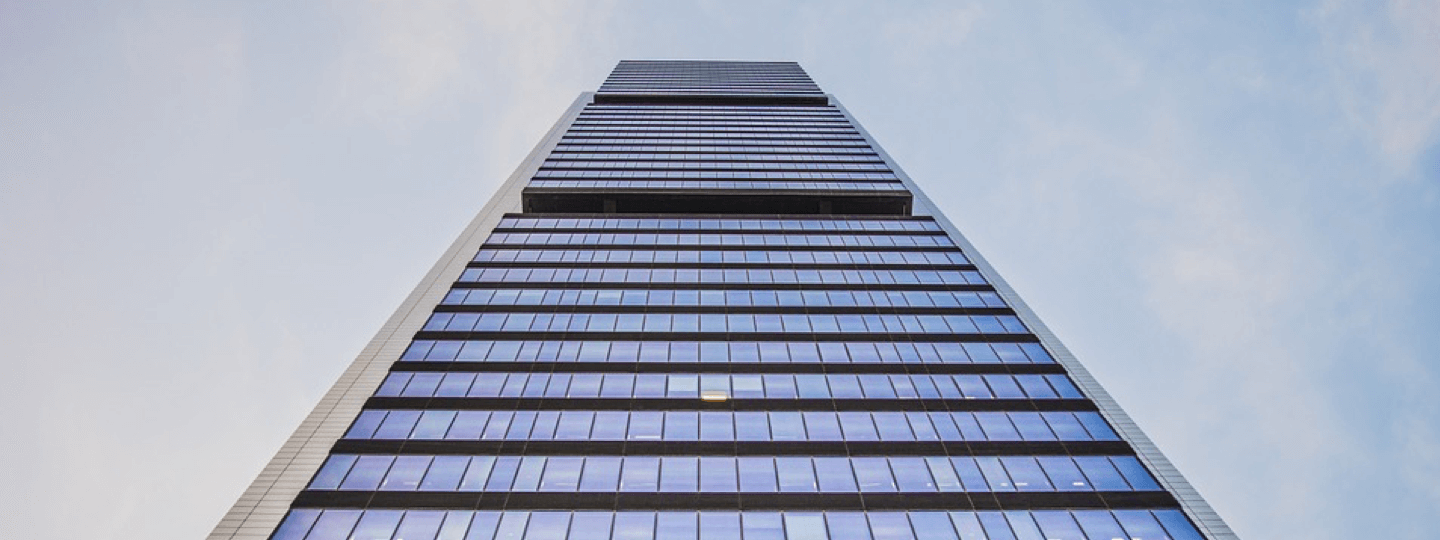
[347,409,1111,443]
[402,340,1051,364]
[280,509,1207,540]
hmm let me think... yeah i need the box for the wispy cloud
[1312,0,1440,174]
[881,3,985,52]
[322,1,617,126]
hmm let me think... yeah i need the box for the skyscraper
[210,60,1237,540]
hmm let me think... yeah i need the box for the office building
[209,60,1237,540]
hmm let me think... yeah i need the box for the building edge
[205,93,596,540]
[829,96,1241,540]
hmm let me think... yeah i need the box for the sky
[1,1,1437,538]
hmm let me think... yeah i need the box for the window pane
[525,512,571,540]
[827,513,873,540]
[539,457,583,491]
[350,510,403,540]
[908,512,957,540]
[815,457,858,492]
[1072,511,1127,540]
[891,458,936,492]
[974,458,1013,492]
[700,512,742,540]
[569,513,614,540]
[700,412,735,441]
[741,513,784,540]
[307,510,362,540]
[271,510,321,540]
[340,456,393,490]
[853,458,897,492]
[1004,512,1044,540]
[948,512,986,540]
[776,457,817,492]
[310,456,357,490]
[657,513,698,540]
[483,457,517,491]
[785,513,828,540]
[511,457,545,491]
[1111,457,1162,490]
[1074,457,1129,491]
[420,456,470,491]
[460,456,495,491]
[1035,457,1088,492]
[1152,510,1206,540]
[976,512,1017,540]
[700,457,738,492]
[998,457,1051,492]
[1030,512,1084,540]
[661,457,699,492]
[804,412,842,441]
[738,458,777,492]
[924,458,962,492]
[1111,510,1172,540]
[621,457,660,492]
[867,513,916,540]
[380,456,431,491]
[492,513,530,540]
[614,513,656,540]
[580,457,621,491]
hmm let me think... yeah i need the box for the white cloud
[881,3,984,51]
[323,1,617,128]
[321,0,474,125]
[1313,0,1440,173]
[116,2,248,127]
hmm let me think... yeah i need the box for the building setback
[209,60,1238,540]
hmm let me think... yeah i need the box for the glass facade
[215,60,1230,540]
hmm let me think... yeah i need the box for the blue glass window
[1111,456,1162,490]
[345,410,1112,443]
[1074,457,1129,490]
[275,508,1208,539]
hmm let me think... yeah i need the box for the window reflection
[275,510,1203,540]
[375,371,1081,401]
[309,455,1158,494]
[421,313,1021,335]
[345,410,1116,443]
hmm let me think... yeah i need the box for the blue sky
[2,1,1437,538]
